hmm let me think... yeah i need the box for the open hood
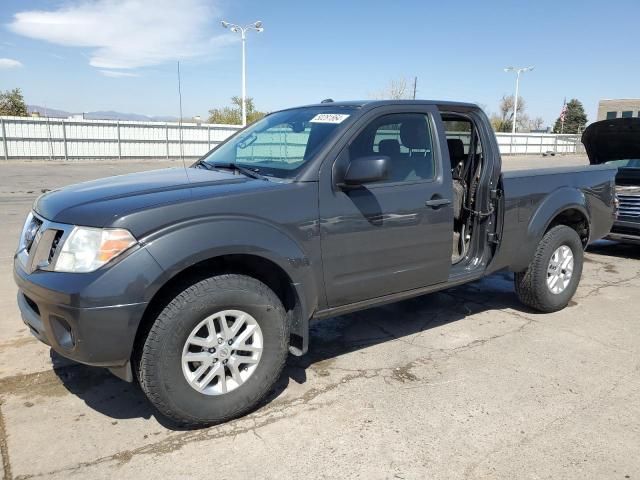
[582,117,640,165]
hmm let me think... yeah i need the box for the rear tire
[137,274,289,427]
[514,225,583,313]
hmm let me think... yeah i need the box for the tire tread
[514,225,583,313]
[137,274,288,427]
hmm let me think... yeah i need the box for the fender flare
[512,187,590,271]
[140,217,318,349]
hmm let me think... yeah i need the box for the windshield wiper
[193,159,215,170]
[210,162,268,181]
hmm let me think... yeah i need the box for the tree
[208,96,265,125]
[371,77,413,100]
[528,116,545,131]
[0,88,28,116]
[490,94,527,132]
[552,99,588,134]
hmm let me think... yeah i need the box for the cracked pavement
[0,156,638,479]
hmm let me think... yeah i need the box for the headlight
[54,227,137,273]
[18,212,38,252]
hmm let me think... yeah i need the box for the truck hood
[34,167,258,226]
[582,118,640,164]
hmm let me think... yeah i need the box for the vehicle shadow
[587,239,640,260]
[51,270,534,430]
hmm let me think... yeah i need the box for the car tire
[137,274,289,427]
[514,225,584,313]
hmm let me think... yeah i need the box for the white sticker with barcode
[309,113,350,124]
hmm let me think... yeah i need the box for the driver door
[319,107,453,307]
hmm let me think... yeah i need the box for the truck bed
[490,164,617,273]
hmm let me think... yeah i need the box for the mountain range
[27,105,179,122]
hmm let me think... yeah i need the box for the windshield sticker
[309,113,350,124]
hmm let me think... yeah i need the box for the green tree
[208,96,265,125]
[553,99,587,134]
[0,88,28,116]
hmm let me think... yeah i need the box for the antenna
[177,61,188,181]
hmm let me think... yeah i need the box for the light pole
[504,66,534,134]
[221,20,264,127]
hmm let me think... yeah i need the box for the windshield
[199,106,356,178]
[605,159,640,169]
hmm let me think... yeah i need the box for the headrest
[378,139,400,157]
[447,138,465,163]
[400,117,429,149]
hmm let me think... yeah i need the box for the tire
[137,274,289,427]
[514,225,584,313]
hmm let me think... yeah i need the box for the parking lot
[0,155,638,479]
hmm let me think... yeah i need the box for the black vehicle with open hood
[583,118,640,244]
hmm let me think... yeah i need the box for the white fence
[494,132,583,155]
[0,116,582,161]
[0,116,241,160]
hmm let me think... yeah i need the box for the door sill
[313,272,484,320]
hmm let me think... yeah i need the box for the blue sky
[0,0,638,125]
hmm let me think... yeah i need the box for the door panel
[319,109,453,307]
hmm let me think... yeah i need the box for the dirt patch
[391,363,419,383]
[604,264,619,274]
[0,336,37,350]
[0,365,111,400]
[0,400,11,480]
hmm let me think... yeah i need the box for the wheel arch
[133,217,319,362]
[510,188,590,272]
[134,252,310,366]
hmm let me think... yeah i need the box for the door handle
[425,198,451,208]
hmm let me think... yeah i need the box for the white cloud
[0,58,23,69]
[100,69,139,78]
[8,0,233,70]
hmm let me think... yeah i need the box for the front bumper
[606,218,640,245]
[13,245,164,378]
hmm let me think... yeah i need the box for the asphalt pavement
[0,154,638,480]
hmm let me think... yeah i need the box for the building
[597,99,640,121]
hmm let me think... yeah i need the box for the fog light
[50,315,75,350]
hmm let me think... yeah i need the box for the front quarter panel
[127,182,323,320]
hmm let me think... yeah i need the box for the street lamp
[504,66,534,134]
[221,20,264,127]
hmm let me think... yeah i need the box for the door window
[348,113,435,183]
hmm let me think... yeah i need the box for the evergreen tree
[553,99,587,134]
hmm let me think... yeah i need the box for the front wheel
[514,225,584,313]
[137,274,289,427]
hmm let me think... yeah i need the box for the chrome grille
[18,213,71,273]
[619,195,640,218]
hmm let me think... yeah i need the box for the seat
[378,139,401,158]
[447,139,466,221]
[377,139,407,182]
[447,138,466,173]
[399,117,433,180]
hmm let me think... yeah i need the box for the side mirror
[340,155,390,188]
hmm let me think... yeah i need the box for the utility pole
[412,76,417,100]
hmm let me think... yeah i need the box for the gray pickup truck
[14,100,616,426]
